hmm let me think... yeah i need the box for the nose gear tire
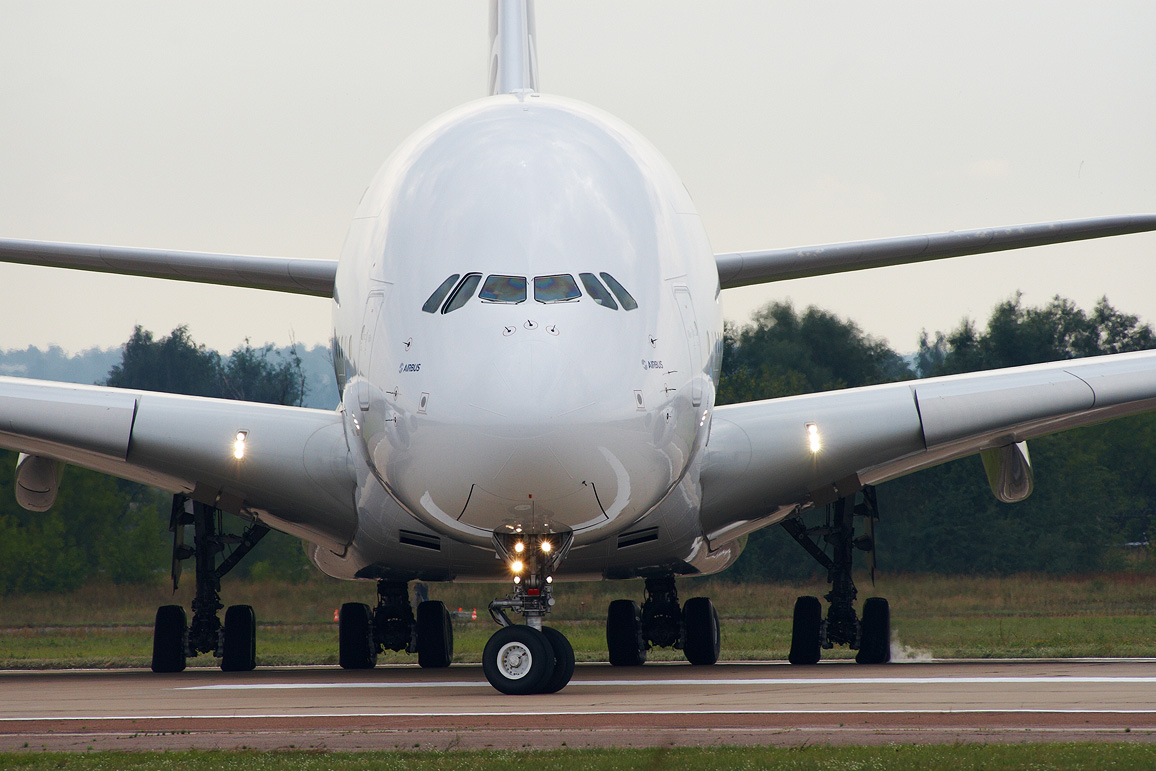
[483,625,555,695]
[540,626,576,693]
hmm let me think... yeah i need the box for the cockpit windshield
[479,275,527,304]
[422,272,637,313]
[533,274,581,303]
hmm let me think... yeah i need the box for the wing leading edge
[0,377,356,551]
[700,350,1156,547]
[715,214,1156,289]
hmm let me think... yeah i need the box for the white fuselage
[317,92,729,581]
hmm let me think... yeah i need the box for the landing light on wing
[233,431,248,460]
[806,423,821,454]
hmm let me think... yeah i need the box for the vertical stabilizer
[488,0,538,95]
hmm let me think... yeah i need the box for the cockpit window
[479,275,527,304]
[600,272,638,311]
[534,274,581,303]
[422,274,460,313]
[578,273,618,310]
[442,273,482,314]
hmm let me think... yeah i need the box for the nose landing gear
[483,530,576,694]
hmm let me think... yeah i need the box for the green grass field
[2,572,1155,667]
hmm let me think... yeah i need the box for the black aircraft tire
[540,626,576,694]
[682,596,721,666]
[339,602,377,670]
[606,599,647,666]
[221,604,257,672]
[788,595,823,666]
[151,604,187,673]
[483,625,555,695]
[416,600,454,668]
[856,597,892,665]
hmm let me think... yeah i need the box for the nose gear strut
[483,530,576,694]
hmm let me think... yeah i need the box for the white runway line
[176,675,1156,690]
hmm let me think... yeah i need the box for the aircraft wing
[699,350,1156,546]
[0,238,337,297]
[714,214,1156,289]
[0,377,357,551]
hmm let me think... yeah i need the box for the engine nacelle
[15,453,63,512]
[980,441,1033,503]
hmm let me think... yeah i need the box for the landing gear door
[673,286,702,407]
[357,291,386,411]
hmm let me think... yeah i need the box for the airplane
[1,0,1155,694]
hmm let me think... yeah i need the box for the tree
[719,302,912,405]
[106,326,221,395]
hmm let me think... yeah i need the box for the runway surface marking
[6,708,1156,723]
[177,676,1156,690]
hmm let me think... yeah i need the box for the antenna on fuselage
[488,0,538,96]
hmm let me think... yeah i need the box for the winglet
[488,0,538,96]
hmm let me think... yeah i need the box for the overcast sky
[1,1,1153,355]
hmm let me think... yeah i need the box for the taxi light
[513,576,521,585]
[514,541,525,554]
[540,540,552,554]
[511,560,524,574]
[233,431,248,460]
[806,423,821,453]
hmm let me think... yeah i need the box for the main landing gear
[781,485,891,666]
[482,530,576,694]
[606,575,721,667]
[337,579,454,670]
[152,495,270,673]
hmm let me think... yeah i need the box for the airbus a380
[2,1,1156,694]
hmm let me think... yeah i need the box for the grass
[5,745,1156,769]
[2,573,1156,667]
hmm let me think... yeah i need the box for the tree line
[1,296,1155,594]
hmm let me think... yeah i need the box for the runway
[3,660,1156,751]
